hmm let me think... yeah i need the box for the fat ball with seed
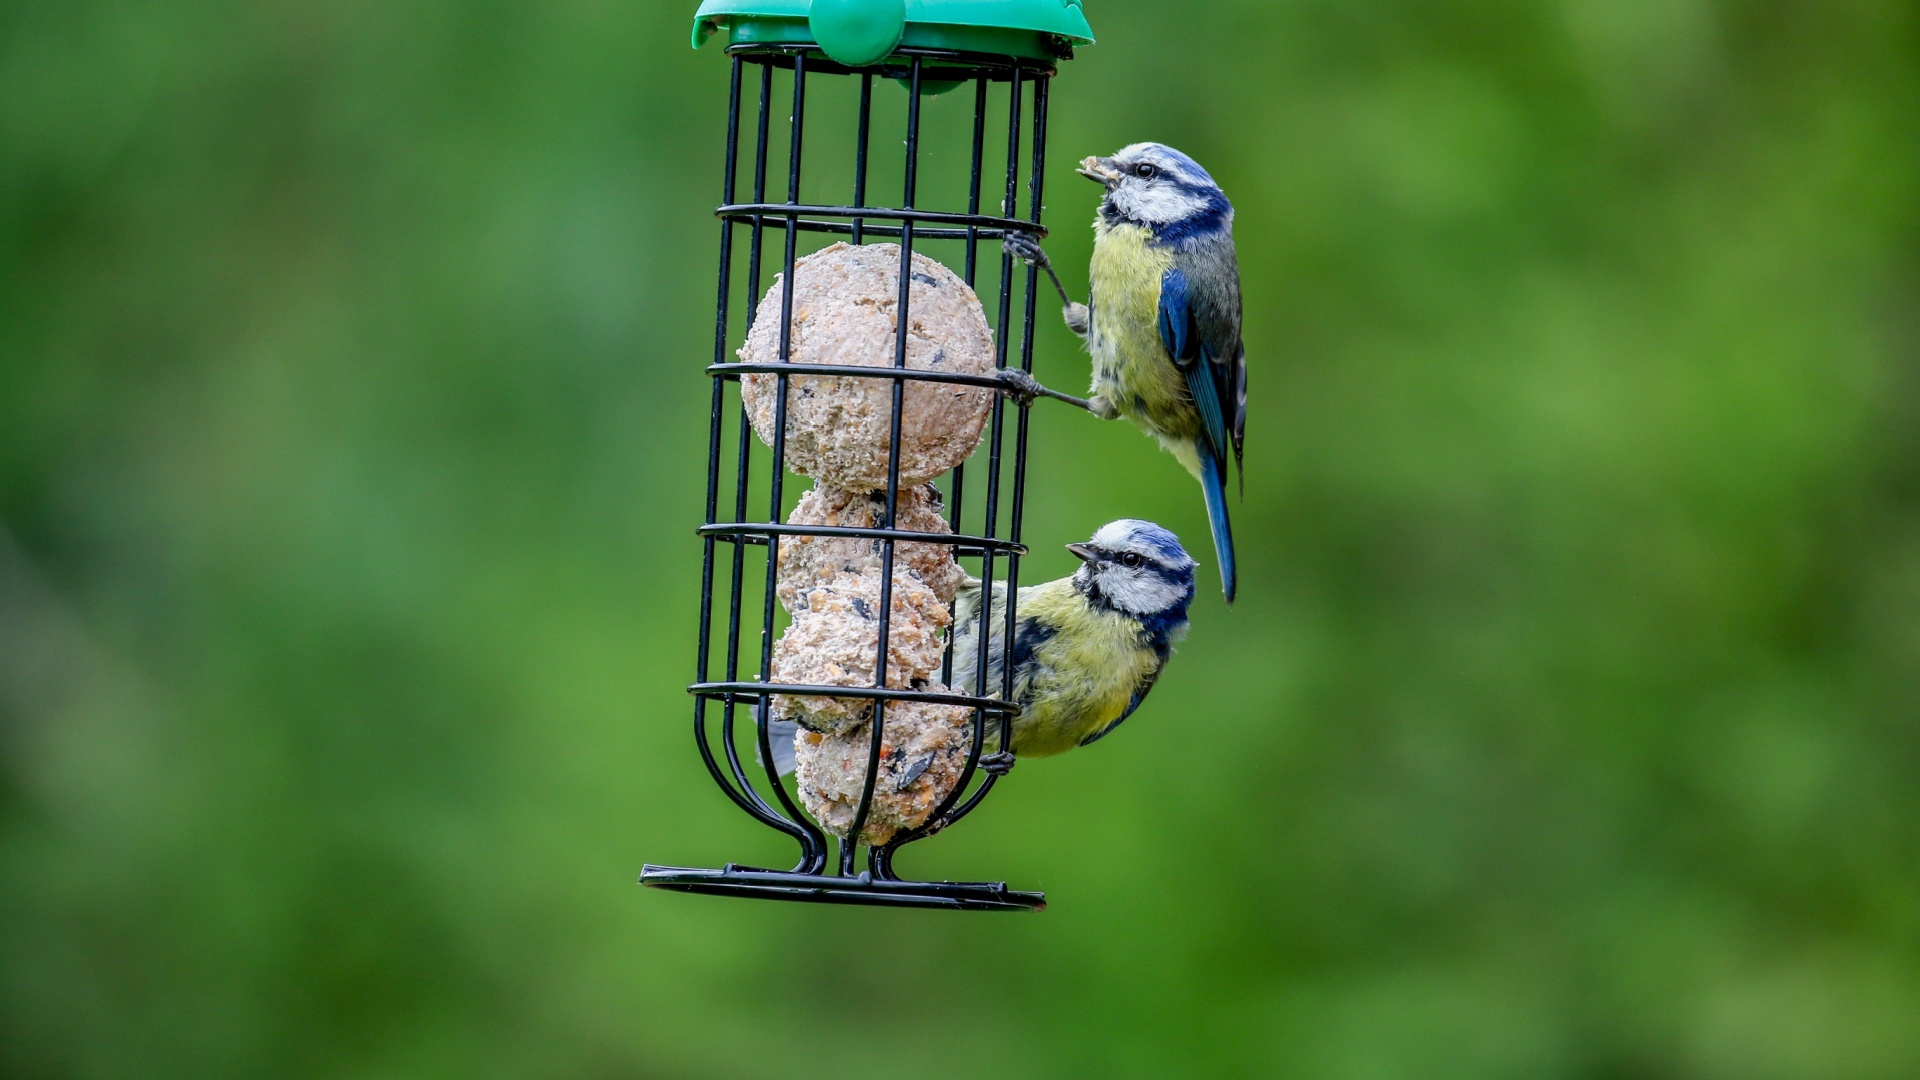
[739,242,996,489]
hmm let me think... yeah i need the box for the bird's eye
[1119,551,1144,568]
[1133,162,1158,179]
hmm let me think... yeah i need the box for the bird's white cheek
[1116,185,1206,226]
[1099,570,1185,615]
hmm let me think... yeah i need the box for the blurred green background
[5,1,1919,1076]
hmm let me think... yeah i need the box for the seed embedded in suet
[770,570,951,735]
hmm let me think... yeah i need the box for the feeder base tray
[641,864,1046,911]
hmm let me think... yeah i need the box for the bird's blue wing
[1158,267,1232,471]
[1161,263,1241,601]
[1077,666,1162,747]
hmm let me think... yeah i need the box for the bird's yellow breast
[1087,220,1203,469]
[1008,581,1160,758]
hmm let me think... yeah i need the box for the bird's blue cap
[1144,144,1215,186]
[1088,519,1195,569]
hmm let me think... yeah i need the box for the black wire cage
[640,3,1094,911]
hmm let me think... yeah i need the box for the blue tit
[949,519,1195,771]
[1008,144,1247,602]
[764,520,1195,778]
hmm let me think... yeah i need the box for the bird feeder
[639,0,1094,911]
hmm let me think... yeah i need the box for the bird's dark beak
[1065,542,1096,562]
[1077,155,1121,187]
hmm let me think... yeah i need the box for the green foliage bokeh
[4,1,1918,1077]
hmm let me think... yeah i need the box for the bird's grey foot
[995,368,1091,411]
[996,367,1044,405]
[1087,394,1120,420]
[978,751,1016,777]
[1003,230,1048,268]
[1063,301,1090,337]
[1005,231,1081,313]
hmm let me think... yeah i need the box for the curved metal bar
[693,52,740,815]
[720,59,771,791]
[719,696,824,859]
[698,522,1025,556]
[691,698,759,816]
[736,50,829,865]
[716,203,1043,238]
[690,682,1019,715]
[873,696,994,874]
[903,70,1027,847]
[694,697,822,855]
[708,361,1015,390]
[751,697,828,872]
[690,55,822,871]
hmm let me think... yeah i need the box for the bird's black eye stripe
[1119,551,1144,567]
[1133,162,1157,179]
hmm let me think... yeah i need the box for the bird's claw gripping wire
[1006,231,1091,337]
[1002,230,1048,267]
[996,367,1091,412]
[995,235,1094,411]
[1005,231,1076,306]
[978,751,1016,777]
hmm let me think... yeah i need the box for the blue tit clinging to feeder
[950,518,1196,772]
[1006,143,1247,602]
[765,520,1195,778]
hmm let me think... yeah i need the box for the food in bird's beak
[1065,542,1096,561]
[1077,156,1121,186]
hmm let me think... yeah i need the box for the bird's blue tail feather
[1199,447,1237,603]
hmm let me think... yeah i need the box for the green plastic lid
[692,0,1093,65]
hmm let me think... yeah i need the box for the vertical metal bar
[719,58,767,782]
[698,54,741,703]
[850,73,872,245]
[693,54,744,809]
[877,60,1065,872]
[927,62,1026,843]
[697,58,818,859]
[878,61,1046,867]
[705,57,820,864]
[744,51,821,859]
[963,74,988,284]
[725,60,774,691]
[844,55,923,872]
[1002,70,1048,730]
[983,65,1029,749]
[879,61,1006,876]
[940,72,990,691]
